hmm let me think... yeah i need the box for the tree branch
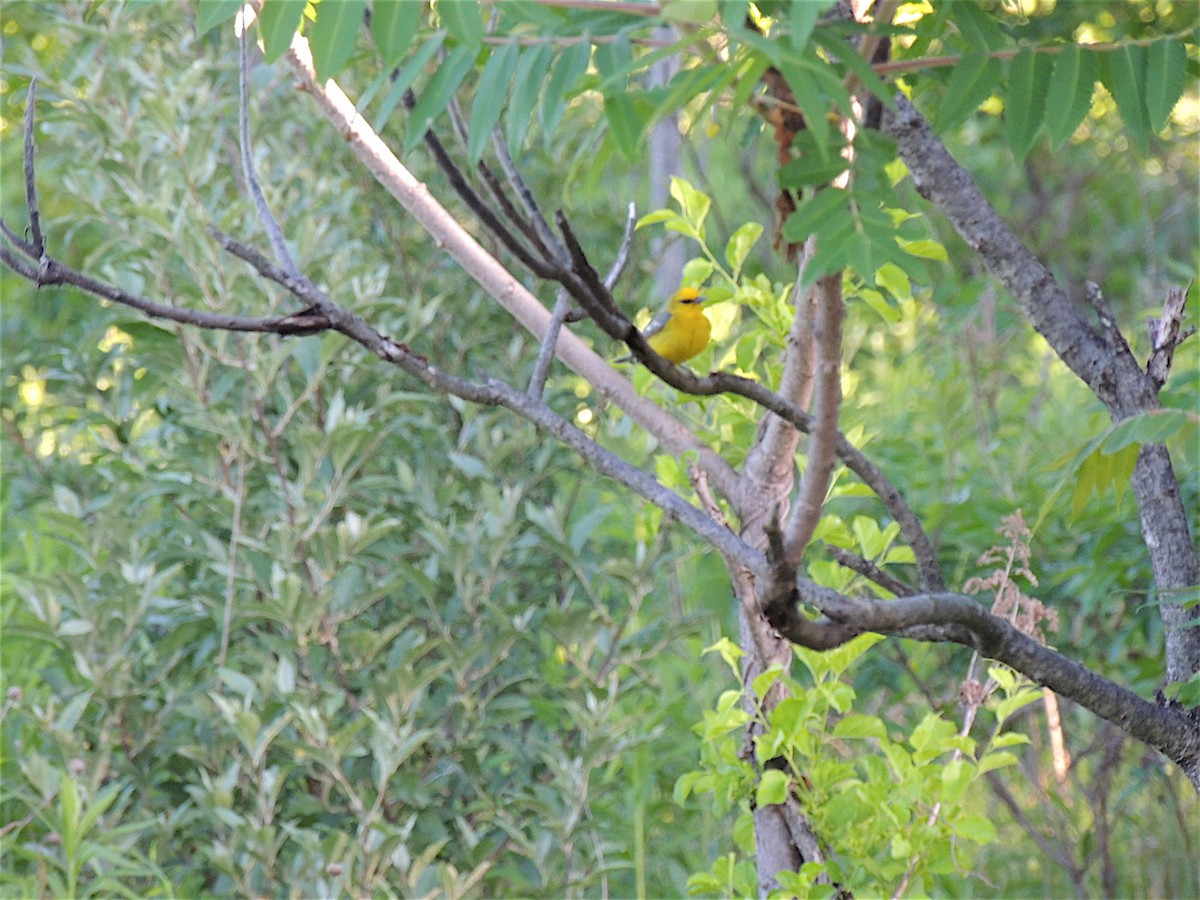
[783,271,844,568]
[883,93,1200,685]
[760,579,1200,774]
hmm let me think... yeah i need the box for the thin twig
[23,79,46,266]
[823,543,914,596]
[406,90,560,279]
[491,126,567,266]
[528,289,571,396]
[238,13,299,278]
[604,202,637,290]
[217,447,246,669]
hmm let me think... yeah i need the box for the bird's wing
[641,306,672,339]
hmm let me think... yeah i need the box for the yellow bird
[622,286,711,365]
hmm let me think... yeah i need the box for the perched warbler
[620,286,711,365]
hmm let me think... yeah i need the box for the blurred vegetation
[2,2,1197,898]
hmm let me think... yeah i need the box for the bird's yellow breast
[648,303,712,364]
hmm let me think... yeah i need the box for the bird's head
[671,286,705,307]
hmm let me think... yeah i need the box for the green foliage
[2,2,1197,898]
[679,636,1028,898]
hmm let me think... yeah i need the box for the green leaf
[604,92,647,161]
[439,0,482,49]
[815,32,894,110]
[505,42,553,152]
[1005,47,1052,163]
[953,2,1006,52]
[259,0,307,63]
[856,287,901,324]
[702,636,744,677]
[725,222,763,276]
[976,750,1020,775]
[777,61,831,158]
[941,759,972,804]
[782,188,848,243]
[1044,44,1098,146]
[662,0,717,24]
[1145,38,1187,132]
[1071,441,1138,519]
[309,0,367,82]
[1099,44,1150,152]
[669,177,712,232]
[751,665,783,698]
[832,714,887,740]
[1103,408,1197,452]
[370,0,424,69]
[196,0,242,35]
[899,238,948,262]
[777,149,849,190]
[541,39,591,144]
[375,31,446,129]
[467,42,520,163]
[756,768,790,806]
[405,43,476,151]
[953,814,997,844]
[874,262,910,301]
[937,52,1001,132]
[789,0,832,52]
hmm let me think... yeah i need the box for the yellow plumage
[637,286,711,365]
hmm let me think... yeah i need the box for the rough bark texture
[883,95,1200,686]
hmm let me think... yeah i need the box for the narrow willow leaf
[404,43,475,151]
[197,0,241,35]
[815,32,894,110]
[309,0,367,82]
[937,52,1000,132]
[438,0,482,49]
[259,0,306,63]
[1044,44,1098,146]
[505,42,553,153]
[1099,44,1150,151]
[1145,38,1187,132]
[371,0,423,69]
[953,2,1007,52]
[540,39,591,145]
[467,42,520,163]
[1005,47,1052,163]
[777,61,830,158]
[604,92,646,161]
[789,0,831,51]
[375,31,446,129]
[662,0,717,25]
[648,63,733,133]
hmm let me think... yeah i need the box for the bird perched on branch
[619,286,711,365]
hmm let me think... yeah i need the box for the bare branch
[405,89,561,279]
[823,543,914,597]
[23,78,46,263]
[3,244,328,335]
[762,580,1200,770]
[884,92,1200,684]
[491,126,568,267]
[528,289,571,396]
[1146,283,1194,389]
[237,13,299,278]
[783,271,844,568]
[604,202,638,290]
